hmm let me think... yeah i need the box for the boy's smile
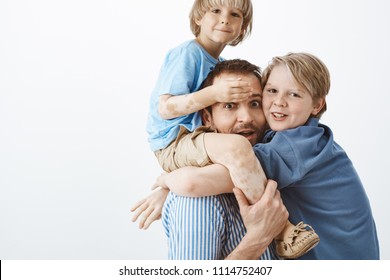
[262,65,323,131]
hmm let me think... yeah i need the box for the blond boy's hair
[189,0,253,46]
[262,52,331,118]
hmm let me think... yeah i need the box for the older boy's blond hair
[262,52,331,118]
[189,0,253,46]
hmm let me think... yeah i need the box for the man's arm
[130,187,169,229]
[154,164,234,196]
[226,181,288,260]
[131,165,232,230]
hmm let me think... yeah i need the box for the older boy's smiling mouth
[272,112,287,119]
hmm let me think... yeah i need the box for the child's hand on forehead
[212,77,253,103]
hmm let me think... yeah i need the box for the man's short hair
[201,59,262,89]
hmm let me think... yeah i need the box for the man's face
[202,72,266,146]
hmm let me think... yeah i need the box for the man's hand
[226,180,288,259]
[130,187,169,230]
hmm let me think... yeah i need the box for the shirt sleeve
[155,47,200,96]
[253,125,327,189]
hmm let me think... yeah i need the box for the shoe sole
[280,237,320,259]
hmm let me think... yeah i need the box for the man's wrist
[225,231,270,260]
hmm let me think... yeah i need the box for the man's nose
[237,108,253,122]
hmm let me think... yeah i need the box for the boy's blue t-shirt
[147,40,221,151]
[253,118,380,259]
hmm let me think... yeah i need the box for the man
[131,59,288,260]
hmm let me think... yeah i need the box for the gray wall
[0,0,389,259]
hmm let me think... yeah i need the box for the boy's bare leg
[204,133,267,204]
[204,132,319,258]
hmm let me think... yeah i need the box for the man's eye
[224,103,235,109]
[251,101,261,107]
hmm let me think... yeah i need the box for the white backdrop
[1,0,389,260]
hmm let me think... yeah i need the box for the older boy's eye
[289,92,301,98]
[266,88,277,94]
[231,12,242,17]
[211,8,221,13]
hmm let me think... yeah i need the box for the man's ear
[201,109,213,126]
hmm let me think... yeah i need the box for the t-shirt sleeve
[154,47,199,96]
[253,128,325,189]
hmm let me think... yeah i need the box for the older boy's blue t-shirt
[253,118,379,259]
[147,40,221,151]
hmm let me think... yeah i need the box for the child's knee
[224,135,255,165]
[229,134,253,153]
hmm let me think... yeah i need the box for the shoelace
[288,222,314,239]
[279,222,319,256]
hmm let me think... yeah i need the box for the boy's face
[196,5,244,46]
[202,72,266,146]
[262,65,324,131]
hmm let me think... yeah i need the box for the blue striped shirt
[162,192,278,260]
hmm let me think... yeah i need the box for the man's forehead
[216,72,261,89]
[217,72,256,80]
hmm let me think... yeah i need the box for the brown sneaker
[275,221,320,259]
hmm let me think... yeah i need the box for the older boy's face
[203,73,266,146]
[262,65,324,131]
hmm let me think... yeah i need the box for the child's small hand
[213,78,253,103]
[130,187,169,230]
